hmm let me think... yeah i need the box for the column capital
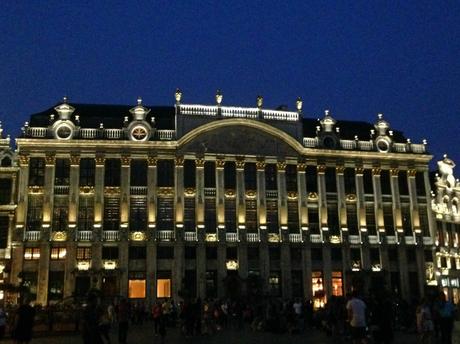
[18,154,29,166]
[355,167,364,175]
[297,162,307,172]
[336,166,345,174]
[277,161,286,171]
[95,155,105,166]
[407,169,417,177]
[45,153,56,166]
[372,167,381,176]
[195,157,205,168]
[216,158,225,169]
[175,156,184,167]
[236,158,245,170]
[121,155,131,166]
[70,154,80,166]
[256,160,266,170]
[147,156,157,167]
[317,164,326,173]
[390,168,399,176]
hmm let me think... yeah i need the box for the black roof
[27,103,407,141]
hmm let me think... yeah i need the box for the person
[416,298,434,344]
[117,298,130,344]
[346,290,367,344]
[98,304,112,344]
[12,298,36,344]
[438,292,456,344]
[152,301,162,335]
[82,294,103,344]
[158,312,167,344]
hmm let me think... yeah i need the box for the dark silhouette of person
[81,294,103,344]
[12,299,36,344]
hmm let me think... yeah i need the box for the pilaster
[43,154,56,227]
[16,154,29,227]
[68,155,80,228]
[277,161,288,229]
[317,165,328,233]
[297,162,308,229]
[120,155,131,227]
[36,242,50,305]
[94,155,105,227]
[147,156,157,228]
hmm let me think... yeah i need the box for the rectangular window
[48,271,64,301]
[383,204,394,234]
[129,279,146,299]
[246,199,257,233]
[78,196,94,230]
[103,197,120,231]
[157,198,174,230]
[157,160,174,187]
[185,246,196,259]
[351,248,361,269]
[312,271,325,309]
[224,162,236,189]
[205,198,217,233]
[308,207,319,234]
[76,247,91,260]
[184,160,196,188]
[398,171,409,195]
[26,196,43,230]
[157,278,171,298]
[325,167,337,193]
[50,247,67,260]
[311,248,323,262]
[29,157,45,186]
[346,205,358,234]
[52,197,68,231]
[80,158,95,186]
[224,198,236,232]
[266,199,278,233]
[244,163,257,190]
[331,247,342,261]
[129,246,146,259]
[363,170,373,194]
[24,247,40,260]
[102,246,119,260]
[206,246,217,260]
[419,206,430,236]
[184,197,196,232]
[0,216,8,248]
[285,164,297,192]
[328,204,340,235]
[54,159,70,185]
[416,172,426,197]
[370,248,380,266]
[130,160,147,186]
[366,204,376,235]
[0,179,12,204]
[265,164,277,190]
[105,159,121,186]
[287,200,299,233]
[204,161,215,188]
[306,166,317,192]
[129,197,147,231]
[380,170,391,195]
[402,205,412,235]
[344,168,356,194]
[332,271,343,297]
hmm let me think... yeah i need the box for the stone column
[68,155,80,230]
[281,243,291,298]
[407,169,419,233]
[423,171,436,239]
[216,158,225,230]
[196,240,206,299]
[6,213,14,259]
[236,159,248,291]
[147,156,157,229]
[356,167,370,270]
[94,155,105,227]
[322,244,332,298]
[15,154,29,228]
[36,242,50,305]
[10,245,24,297]
[217,244,226,298]
[120,156,131,228]
[302,242,312,299]
[317,165,328,236]
[173,157,185,301]
[390,168,402,235]
[372,168,384,237]
[9,173,17,205]
[277,161,287,230]
[64,242,76,298]
[336,166,346,231]
[91,242,102,289]
[146,240,157,303]
[43,154,56,228]
[119,241,129,297]
[195,158,206,298]
[257,160,269,295]
[195,158,205,228]
[297,162,308,229]
[175,157,184,227]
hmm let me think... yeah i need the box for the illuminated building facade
[7,91,436,305]
[431,156,460,303]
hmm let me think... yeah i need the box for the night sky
[1,2,459,169]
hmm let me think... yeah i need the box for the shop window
[24,247,40,260]
[157,279,171,298]
[312,271,325,309]
[332,271,343,297]
[50,247,67,260]
[48,271,64,301]
[129,279,146,299]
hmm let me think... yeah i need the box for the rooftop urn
[54,96,75,120]
[129,97,151,121]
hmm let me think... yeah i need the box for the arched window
[1,157,11,167]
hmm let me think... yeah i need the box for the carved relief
[147,156,157,166]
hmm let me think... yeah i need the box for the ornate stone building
[7,91,436,306]
[431,155,460,303]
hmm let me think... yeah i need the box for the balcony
[405,236,416,245]
[103,230,119,241]
[246,233,260,242]
[226,232,238,242]
[156,130,175,140]
[289,233,302,243]
[54,185,69,195]
[310,234,322,243]
[76,230,93,241]
[130,186,147,195]
[266,190,278,198]
[156,230,175,241]
[204,188,216,197]
[24,231,41,241]
[386,236,397,245]
[423,237,434,246]
[349,235,361,244]
[368,235,379,244]
[184,232,197,241]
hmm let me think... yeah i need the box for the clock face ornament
[56,124,73,139]
[131,126,149,141]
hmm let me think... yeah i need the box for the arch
[177,118,304,156]
[0,156,11,167]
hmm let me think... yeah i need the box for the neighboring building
[431,156,460,303]
[0,121,18,302]
[9,91,435,306]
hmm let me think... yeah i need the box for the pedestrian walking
[12,298,36,344]
[346,290,367,344]
[438,292,456,344]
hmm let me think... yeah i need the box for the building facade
[431,156,460,303]
[6,91,437,306]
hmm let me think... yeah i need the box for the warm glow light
[77,261,90,271]
[157,279,171,298]
[103,260,117,270]
[129,279,146,298]
[226,260,239,270]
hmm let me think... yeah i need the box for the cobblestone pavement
[2,321,459,344]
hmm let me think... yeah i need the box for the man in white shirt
[346,290,367,344]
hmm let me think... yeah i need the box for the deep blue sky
[1,1,459,169]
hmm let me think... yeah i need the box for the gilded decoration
[28,186,44,194]
[80,186,95,194]
[130,231,146,241]
[245,190,256,199]
[372,168,381,176]
[70,155,80,165]
[336,166,345,174]
[51,231,67,242]
[317,165,326,173]
[205,233,217,242]
[195,158,205,168]
[225,189,236,198]
[184,188,196,197]
[355,167,364,175]
[297,162,307,172]
[147,156,157,166]
[408,169,417,177]
[121,156,131,166]
[216,159,225,169]
[346,194,357,202]
[45,154,56,166]
[308,192,318,200]
[158,187,174,197]
[277,161,286,171]
[235,158,245,170]
[287,191,298,200]
[18,154,29,166]
[95,156,105,166]
[390,168,399,176]
[104,186,121,195]
[268,233,280,243]
[256,160,266,170]
[175,156,184,166]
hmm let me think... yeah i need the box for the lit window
[156,279,171,298]
[50,247,67,260]
[24,248,40,260]
[312,271,325,309]
[129,279,146,298]
[76,247,92,260]
[332,271,343,297]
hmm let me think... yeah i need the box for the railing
[156,230,175,241]
[405,236,415,245]
[303,137,318,148]
[266,190,278,198]
[310,234,322,243]
[226,232,238,242]
[180,104,217,116]
[54,185,69,195]
[222,107,258,119]
[130,186,147,195]
[24,231,41,241]
[247,233,260,242]
[359,141,374,151]
[340,140,356,150]
[80,128,97,139]
[156,130,175,140]
[204,188,216,197]
[386,236,397,245]
[184,232,197,241]
[289,233,302,243]
[411,144,426,153]
[393,143,407,153]
[105,129,123,139]
[26,127,48,138]
[349,235,360,244]
[262,109,298,121]
[368,235,379,244]
[423,236,434,245]
[76,230,93,241]
[103,230,119,241]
